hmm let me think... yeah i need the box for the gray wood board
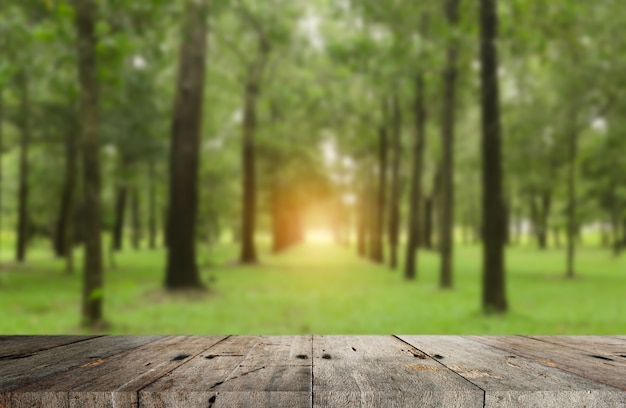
[399,335,626,407]
[0,336,161,395]
[0,336,98,359]
[7,336,227,408]
[526,336,626,362]
[312,335,483,408]
[469,335,626,392]
[139,335,312,408]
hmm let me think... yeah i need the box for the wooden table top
[1,335,625,407]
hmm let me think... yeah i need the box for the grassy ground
[0,238,625,334]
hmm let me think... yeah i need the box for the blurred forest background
[0,0,625,334]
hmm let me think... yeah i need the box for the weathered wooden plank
[7,336,227,408]
[0,336,98,360]
[0,336,162,395]
[0,392,67,408]
[399,335,626,407]
[313,335,483,408]
[527,336,626,362]
[139,335,312,408]
[139,391,311,408]
[470,335,626,392]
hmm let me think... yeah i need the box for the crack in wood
[205,354,244,359]
[588,354,614,362]
[0,336,103,360]
[394,335,488,404]
[0,353,35,361]
[209,366,266,389]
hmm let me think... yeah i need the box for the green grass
[0,238,625,334]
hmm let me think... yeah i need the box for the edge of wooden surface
[2,335,626,407]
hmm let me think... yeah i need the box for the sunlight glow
[306,228,335,244]
[342,193,356,206]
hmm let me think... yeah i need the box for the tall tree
[54,127,78,261]
[238,11,272,264]
[111,182,127,251]
[369,122,387,263]
[565,110,579,279]
[164,0,209,290]
[439,0,460,289]
[0,90,3,259]
[15,71,31,262]
[54,127,79,274]
[74,0,105,327]
[148,158,157,249]
[479,0,507,313]
[130,185,141,250]
[404,15,429,280]
[388,92,401,269]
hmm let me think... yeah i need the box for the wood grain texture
[469,336,626,392]
[313,335,483,407]
[2,335,626,408]
[0,336,161,395]
[0,336,98,359]
[8,336,227,408]
[526,336,626,362]
[399,335,626,407]
[139,335,312,408]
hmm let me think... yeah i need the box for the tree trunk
[611,200,621,255]
[74,0,105,327]
[164,0,209,290]
[404,58,428,281]
[357,187,368,257]
[271,187,281,253]
[439,0,460,289]
[57,128,78,274]
[0,90,4,260]
[240,80,259,264]
[148,159,157,249]
[479,0,507,313]
[240,34,271,264]
[130,185,141,250]
[553,227,561,248]
[163,206,170,247]
[531,192,551,249]
[370,124,387,263]
[622,217,626,251]
[539,191,552,249]
[271,182,286,253]
[423,196,434,250]
[54,130,78,261]
[566,127,578,278]
[112,183,127,251]
[16,72,30,263]
[424,162,442,250]
[388,93,401,269]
